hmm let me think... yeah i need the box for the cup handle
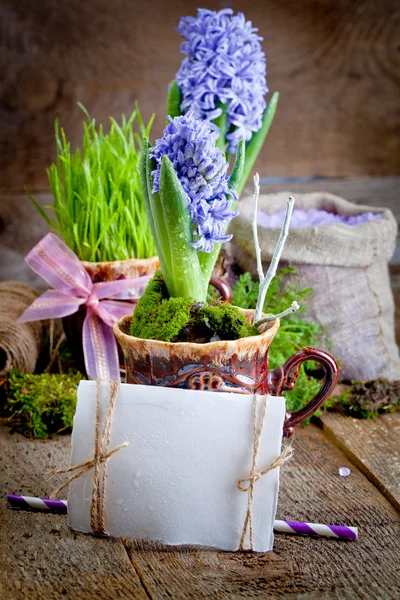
[209,276,233,303]
[268,347,339,437]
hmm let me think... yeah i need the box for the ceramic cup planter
[113,309,338,436]
[63,256,232,373]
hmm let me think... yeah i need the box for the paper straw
[7,494,67,514]
[274,519,358,540]
[7,494,358,540]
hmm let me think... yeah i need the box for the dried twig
[252,175,296,324]
[256,301,300,326]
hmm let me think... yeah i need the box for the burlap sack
[229,192,400,382]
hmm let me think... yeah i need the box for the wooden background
[0,0,399,283]
[0,0,399,192]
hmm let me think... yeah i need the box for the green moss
[6,370,83,438]
[199,303,258,340]
[130,271,192,341]
[334,379,400,418]
[131,271,259,342]
[130,270,166,325]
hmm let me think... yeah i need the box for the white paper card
[68,381,285,552]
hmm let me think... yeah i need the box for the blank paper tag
[68,381,285,552]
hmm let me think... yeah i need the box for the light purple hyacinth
[151,112,238,253]
[176,8,268,154]
[257,208,382,229]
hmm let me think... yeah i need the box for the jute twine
[236,394,293,551]
[49,380,128,535]
[0,281,45,377]
[50,384,291,548]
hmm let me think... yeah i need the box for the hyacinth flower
[167,8,278,196]
[140,112,244,303]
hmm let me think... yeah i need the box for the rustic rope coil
[0,281,46,376]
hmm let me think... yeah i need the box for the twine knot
[236,394,293,551]
[237,469,264,492]
[48,379,128,535]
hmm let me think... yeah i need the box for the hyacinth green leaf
[142,143,174,290]
[228,138,245,193]
[139,139,157,241]
[167,80,183,120]
[159,156,207,301]
[214,102,228,153]
[238,91,279,197]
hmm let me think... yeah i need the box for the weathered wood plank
[0,426,148,599]
[1,1,399,189]
[125,424,400,599]
[320,411,400,513]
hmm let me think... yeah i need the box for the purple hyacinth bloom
[176,8,268,154]
[151,112,238,253]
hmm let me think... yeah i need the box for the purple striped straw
[7,494,67,514]
[7,494,358,540]
[274,519,358,540]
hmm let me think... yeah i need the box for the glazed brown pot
[62,256,160,373]
[62,255,232,374]
[113,310,338,436]
[80,256,160,283]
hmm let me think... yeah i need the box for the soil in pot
[130,271,259,343]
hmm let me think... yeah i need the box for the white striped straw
[7,494,358,540]
[274,519,358,540]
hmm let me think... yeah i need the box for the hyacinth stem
[214,103,229,153]
[252,174,295,324]
[228,139,246,195]
[238,92,279,197]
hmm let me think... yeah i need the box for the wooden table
[1,177,399,598]
[1,414,399,599]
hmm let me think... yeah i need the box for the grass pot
[113,309,338,436]
[62,256,160,373]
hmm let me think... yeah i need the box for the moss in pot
[130,270,258,343]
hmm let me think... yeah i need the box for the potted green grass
[29,105,159,281]
[27,106,160,372]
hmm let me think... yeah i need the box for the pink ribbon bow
[17,233,150,380]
